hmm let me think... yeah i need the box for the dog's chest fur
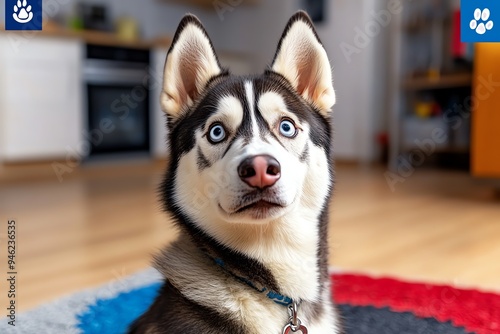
[151,236,338,334]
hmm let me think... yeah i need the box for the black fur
[299,143,310,163]
[128,280,246,334]
[197,147,211,170]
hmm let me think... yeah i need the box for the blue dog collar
[213,257,293,306]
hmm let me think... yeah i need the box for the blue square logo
[5,0,42,31]
[461,0,500,42]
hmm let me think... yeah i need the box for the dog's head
[161,12,335,227]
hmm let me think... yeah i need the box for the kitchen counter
[0,22,172,49]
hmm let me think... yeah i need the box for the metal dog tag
[282,302,308,334]
[282,323,308,334]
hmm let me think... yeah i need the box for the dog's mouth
[234,200,284,214]
[219,192,288,220]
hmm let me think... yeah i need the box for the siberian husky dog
[130,11,342,334]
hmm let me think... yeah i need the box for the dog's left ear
[161,15,222,119]
[271,11,335,115]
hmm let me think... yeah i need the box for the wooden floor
[1,161,499,311]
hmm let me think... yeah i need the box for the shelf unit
[402,72,472,91]
[389,0,472,171]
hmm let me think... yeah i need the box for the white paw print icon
[470,8,494,35]
[13,0,33,24]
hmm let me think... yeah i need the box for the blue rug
[76,283,162,333]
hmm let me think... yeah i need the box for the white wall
[313,0,391,161]
[203,1,297,71]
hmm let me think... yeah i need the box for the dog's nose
[238,155,281,189]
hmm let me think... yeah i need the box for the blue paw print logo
[12,0,33,24]
[470,8,494,35]
[461,0,500,42]
[5,0,41,30]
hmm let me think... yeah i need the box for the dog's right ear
[271,11,335,116]
[161,15,222,119]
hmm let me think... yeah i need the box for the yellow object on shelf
[116,17,139,41]
[427,68,441,80]
[414,102,433,118]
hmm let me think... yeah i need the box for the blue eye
[279,119,297,138]
[208,124,226,143]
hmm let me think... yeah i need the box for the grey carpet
[339,304,474,334]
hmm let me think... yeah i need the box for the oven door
[84,60,150,156]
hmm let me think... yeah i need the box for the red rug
[332,273,500,334]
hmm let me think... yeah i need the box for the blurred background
[0,0,499,312]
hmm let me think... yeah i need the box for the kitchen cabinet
[0,36,83,162]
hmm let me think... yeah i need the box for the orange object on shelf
[472,43,500,177]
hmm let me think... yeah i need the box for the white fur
[272,20,335,115]
[244,81,260,136]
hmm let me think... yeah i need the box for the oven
[83,44,150,158]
